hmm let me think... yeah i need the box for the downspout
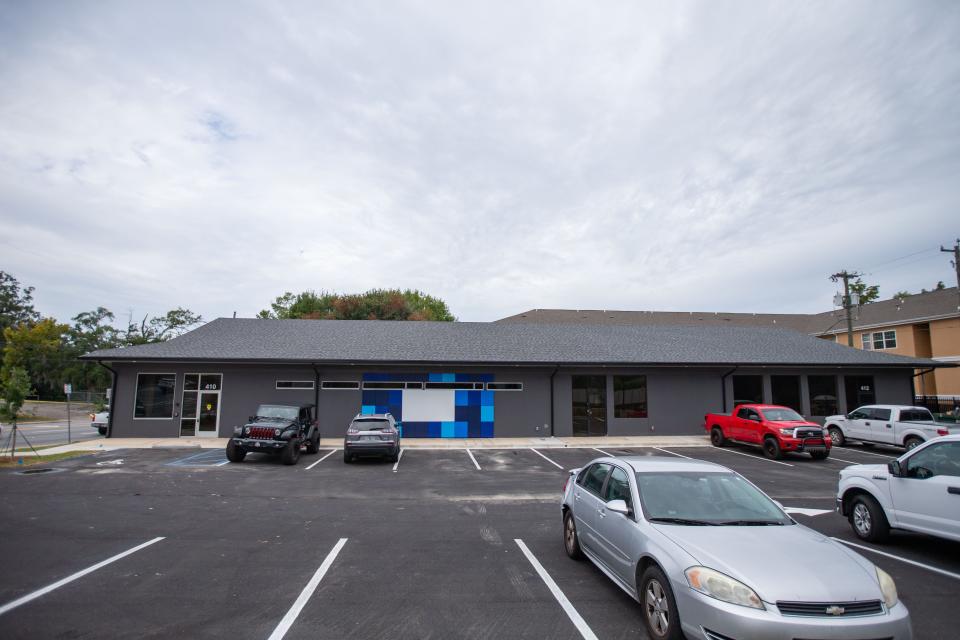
[97,361,118,438]
[549,365,560,438]
[720,366,738,413]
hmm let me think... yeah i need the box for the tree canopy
[258,288,456,321]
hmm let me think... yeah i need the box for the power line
[861,246,938,272]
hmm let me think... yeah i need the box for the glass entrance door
[572,375,607,436]
[180,374,222,438]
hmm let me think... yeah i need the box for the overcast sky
[1,1,958,326]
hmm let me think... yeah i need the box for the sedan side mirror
[888,460,902,477]
[606,499,631,516]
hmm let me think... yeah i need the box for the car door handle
[574,493,580,501]
[948,487,960,495]
[886,424,892,428]
[865,422,871,426]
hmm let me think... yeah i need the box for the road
[1,421,105,450]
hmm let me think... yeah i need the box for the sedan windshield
[255,405,299,421]
[761,408,804,422]
[636,471,792,526]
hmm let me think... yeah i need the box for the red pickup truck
[704,404,831,460]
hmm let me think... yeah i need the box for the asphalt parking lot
[1,441,957,639]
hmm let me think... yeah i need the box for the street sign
[64,383,72,395]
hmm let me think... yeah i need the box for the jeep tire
[281,438,301,465]
[226,440,246,463]
[305,432,320,454]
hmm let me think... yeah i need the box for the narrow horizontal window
[487,382,523,391]
[321,381,360,390]
[362,381,406,390]
[404,382,424,389]
[424,381,483,390]
[276,380,315,390]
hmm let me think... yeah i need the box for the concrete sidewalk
[15,434,710,457]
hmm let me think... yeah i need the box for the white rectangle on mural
[402,389,455,422]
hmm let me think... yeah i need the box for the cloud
[1,0,958,324]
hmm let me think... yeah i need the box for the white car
[825,404,959,450]
[90,410,109,436]
[837,434,960,543]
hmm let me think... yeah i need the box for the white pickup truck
[90,410,109,436]
[837,434,960,543]
[825,404,959,450]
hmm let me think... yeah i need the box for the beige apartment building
[499,286,960,398]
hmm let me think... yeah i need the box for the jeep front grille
[248,427,277,439]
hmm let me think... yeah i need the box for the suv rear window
[352,419,391,430]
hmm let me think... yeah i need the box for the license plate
[361,435,378,441]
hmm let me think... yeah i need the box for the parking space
[1,443,957,639]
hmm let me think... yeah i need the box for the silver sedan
[561,456,912,640]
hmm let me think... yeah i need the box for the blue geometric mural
[361,372,494,438]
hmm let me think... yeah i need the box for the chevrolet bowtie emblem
[825,605,845,616]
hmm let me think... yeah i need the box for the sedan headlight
[685,566,764,610]
[876,567,898,608]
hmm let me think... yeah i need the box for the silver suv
[343,413,401,463]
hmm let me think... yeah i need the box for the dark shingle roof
[498,287,960,335]
[82,318,942,368]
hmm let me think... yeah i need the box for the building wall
[108,362,917,438]
[930,318,960,396]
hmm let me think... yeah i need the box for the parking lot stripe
[305,449,339,470]
[839,447,900,460]
[267,538,348,640]
[529,448,563,469]
[514,539,599,640]
[710,446,795,467]
[652,446,695,460]
[392,448,404,472]
[466,448,482,471]
[0,537,165,617]
[824,455,860,465]
[591,447,614,457]
[831,538,960,582]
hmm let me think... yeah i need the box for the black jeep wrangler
[226,404,321,465]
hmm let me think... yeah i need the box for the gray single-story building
[82,319,945,439]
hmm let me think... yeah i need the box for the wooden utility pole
[942,238,960,310]
[830,271,862,347]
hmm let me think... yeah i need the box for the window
[771,375,801,413]
[486,382,523,391]
[276,380,314,390]
[613,376,647,418]
[861,330,896,350]
[362,381,405,390]
[603,467,633,512]
[808,376,838,416]
[737,407,760,421]
[732,375,763,405]
[425,381,484,390]
[900,408,934,422]
[321,381,360,390]
[578,463,611,496]
[134,373,176,419]
[905,442,960,479]
[868,408,892,421]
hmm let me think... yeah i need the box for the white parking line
[839,447,899,460]
[0,537,165,617]
[305,449,339,470]
[514,539,599,640]
[831,538,960,581]
[466,448,482,471]
[267,538,348,640]
[710,446,795,467]
[592,447,615,457]
[652,447,696,460]
[823,455,860,465]
[529,448,563,469]
[392,448,404,472]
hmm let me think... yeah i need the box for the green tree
[1,318,68,399]
[0,271,41,352]
[893,291,911,299]
[62,307,121,392]
[258,289,455,321]
[0,367,33,453]
[849,279,880,305]
[125,307,203,344]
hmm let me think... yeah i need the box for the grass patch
[0,451,90,468]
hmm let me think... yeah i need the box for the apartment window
[732,375,763,405]
[276,380,314,390]
[613,375,647,418]
[321,381,360,390]
[362,381,406,390]
[807,376,838,416]
[771,375,801,413]
[861,330,896,350]
[134,373,176,419]
[486,382,523,391]
[425,381,484,390]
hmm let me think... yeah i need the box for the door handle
[886,424,892,428]
[948,487,960,495]
[865,422,871,426]
[574,493,580,501]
